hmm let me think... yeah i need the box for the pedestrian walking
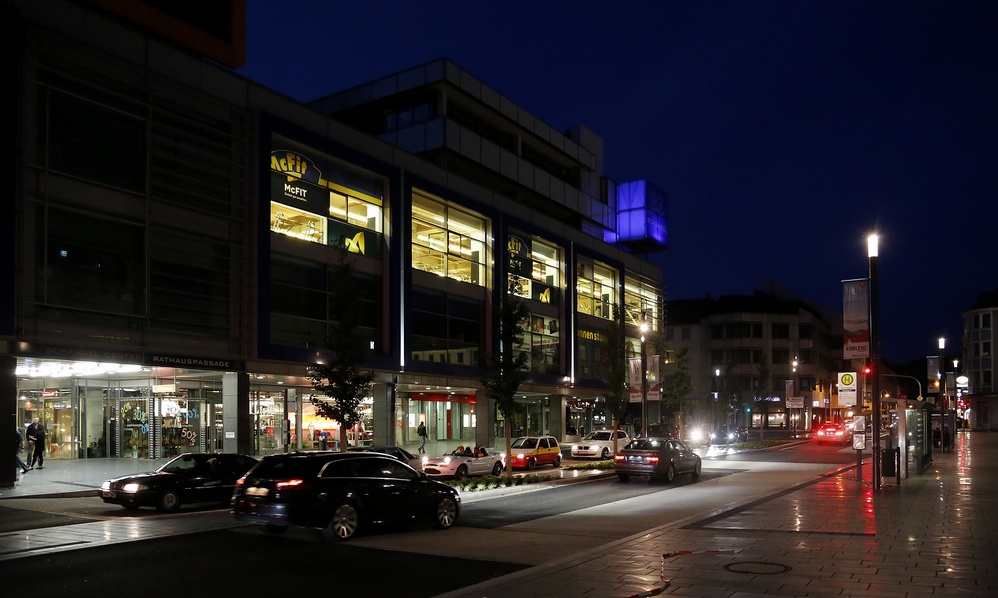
[417,421,428,453]
[27,418,46,469]
[14,426,30,477]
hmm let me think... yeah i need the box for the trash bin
[882,447,899,476]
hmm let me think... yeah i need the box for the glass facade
[411,189,488,286]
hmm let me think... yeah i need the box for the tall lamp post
[868,233,882,491]
[640,314,649,436]
[938,337,946,414]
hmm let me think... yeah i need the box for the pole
[869,236,881,491]
[640,340,648,436]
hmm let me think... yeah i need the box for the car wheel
[434,497,458,529]
[600,448,610,460]
[526,458,537,470]
[691,459,702,480]
[324,502,360,541]
[155,489,181,512]
[617,473,630,482]
[552,455,562,468]
[664,464,676,483]
[454,465,468,479]
[491,461,504,476]
[264,524,288,535]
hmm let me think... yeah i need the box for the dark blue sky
[237,1,997,365]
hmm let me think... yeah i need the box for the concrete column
[2,355,16,489]
[222,372,250,454]
[371,381,395,446]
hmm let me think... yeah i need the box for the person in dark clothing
[417,421,427,453]
[14,427,30,476]
[27,418,45,469]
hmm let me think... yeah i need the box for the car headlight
[122,483,148,493]
[443,456,451,464]
[572,445,580,450]
[422,456,429,464]
[100,481,111,491]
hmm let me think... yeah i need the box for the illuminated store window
[623,275,661,331]
[508,234,563,304]
[270,143,384,249]
[411,190,487,286]
[515,313,561,375]
[575,257,617,320]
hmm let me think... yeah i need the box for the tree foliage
[481,293,530,479]
[307,245,375,451]
[601,306,630,455]
[662,346,695,436]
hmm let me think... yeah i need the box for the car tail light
[275,478,310,490]
[235,477,246,487]
[614,454,625,463]
[645,455,660,465]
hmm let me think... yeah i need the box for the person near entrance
[27,418,46,469]
[14,427,30,477]
[417,421,428,453]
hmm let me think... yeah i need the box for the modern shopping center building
[2,0,668,486]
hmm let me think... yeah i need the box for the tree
[307,244,376,452]
[481,292,530,479]
[662,347,695,437]
[601,306,629,456]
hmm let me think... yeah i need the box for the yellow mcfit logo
[344,232,365,254]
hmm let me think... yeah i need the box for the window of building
[772,349,791,365]
[507,234,563,304]
[516,313,561,375]
[772,323,790,339]
[384,101,434,132]
[682,327,691,340]
[799,324,812,339]
[37,208,144,321]
[983,313,992,329]
[270,143,384,251]
[665,328,674,341]
[269,255,381,351]
[411,190,488,286]
[44,89,147,193]
[624,275,661,331]
[576,257,617,320]
[408,289,484,365]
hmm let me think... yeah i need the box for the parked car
[614,437,702,483]
[571,429,629,460]
[347,445,424,471]
[510,435,562,470]
[711,425,749,444]
[815,423,851,445]
[99,452,258,512]
[232,452,459,541]
[421,446,505,478]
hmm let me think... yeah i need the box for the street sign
[853,433,866,450]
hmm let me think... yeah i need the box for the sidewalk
[439,429,997,598]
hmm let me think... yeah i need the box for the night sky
[237,1,997,366]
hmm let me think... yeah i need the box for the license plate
[246,487,269,497]
[101,490,115,498]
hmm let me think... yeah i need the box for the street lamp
[640,314,649,436]
[868,233,882,491]
[938,337,946,413]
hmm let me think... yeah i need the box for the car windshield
[511,437,537,449]
[583,431,612,441]
[159,454,202,473]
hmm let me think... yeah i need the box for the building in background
[662,283,848,433]
[962,289,997,431]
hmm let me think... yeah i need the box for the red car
[815,423,851,445]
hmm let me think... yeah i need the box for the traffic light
[863,363,873,376]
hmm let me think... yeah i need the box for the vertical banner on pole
[648,355,661,401]
[628,358,642,403]
[843,279,870,359]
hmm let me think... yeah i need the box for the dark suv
[232,452,460,541]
